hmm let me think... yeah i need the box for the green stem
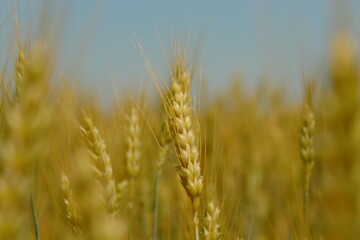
[31,194,40,240]
[194,211,199,240]
[152,168,161,240]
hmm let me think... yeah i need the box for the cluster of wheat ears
[0,22,360,240]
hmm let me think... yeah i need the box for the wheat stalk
[153,114,171,240]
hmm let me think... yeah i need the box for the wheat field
[0,3,360,240]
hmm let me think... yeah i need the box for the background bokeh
[2,0,360,104]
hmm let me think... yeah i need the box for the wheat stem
[152,168,161,240]
[31,194,40,240]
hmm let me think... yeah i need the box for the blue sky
[1,0,360,103]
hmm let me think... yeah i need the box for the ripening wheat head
[79,117,119,213]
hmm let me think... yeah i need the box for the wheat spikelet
[116,179,128,206]
[203,201,221,240]
[158,116,171,168]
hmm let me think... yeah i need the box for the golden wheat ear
[60,173,83,234]
[300,105,315,210]
[0,44,52,239]
[204,201,222,240]
[79,116,119,214]
[125,106,142,180]
[167,58,204,240]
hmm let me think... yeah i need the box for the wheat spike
[204,201,221,240]
[168,59,204,240]
[79,117,119,213]
[300,105,315,209]
[61,174,82,234]
[125,107,142,179]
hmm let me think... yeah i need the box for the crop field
[0,2,359,240]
